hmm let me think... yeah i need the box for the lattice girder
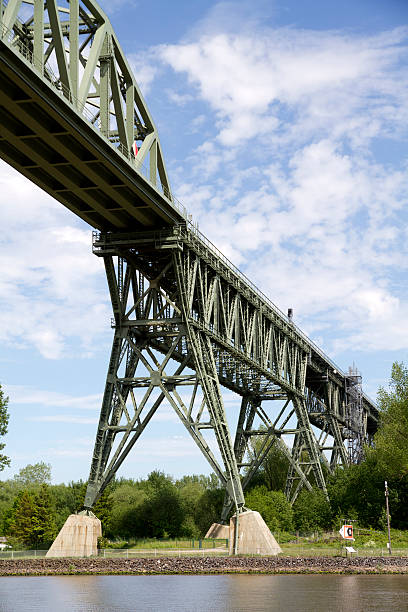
[85,228,367,514]
[1,0,171,197]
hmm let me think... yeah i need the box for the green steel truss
[0,0,379,520]
[0,0,169,183]
[0,0,179,229]
[84,228,377,514]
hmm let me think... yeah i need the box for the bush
[245,485,294,532]
[293,488,332,532]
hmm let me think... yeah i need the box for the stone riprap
[0,556,408,576]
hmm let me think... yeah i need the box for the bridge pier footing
[46,512,101,558]
[205,522,230,540]
[229,510,282,556]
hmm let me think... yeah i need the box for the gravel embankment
[0,556,408,576]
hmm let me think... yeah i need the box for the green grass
[277,528,408,557]
[2,530,408,560]
[126,538,228,550]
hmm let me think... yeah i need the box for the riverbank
[0,556,407,576]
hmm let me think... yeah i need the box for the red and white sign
[339,525,354,540]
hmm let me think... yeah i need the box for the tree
[247,435,289,492]
[31,484,57,547]
[50,480,85,531]
[6,485,57,548]
[375,362,408,478]
[176,475,207,538]
[192,486,224,536]
[7,490,36,546]
[0,384,10,471]
[108,481,147,539]
[245,485,294,532]
[138,471,185,538]
[323,362,408,531]
[13,462,51,488]
[292,488,332,533]
[327,457,396,530]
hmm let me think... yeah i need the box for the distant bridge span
[0,0,378,518]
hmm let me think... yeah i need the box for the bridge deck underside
[0,41,183,231]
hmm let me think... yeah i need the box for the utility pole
[385,481,392,555]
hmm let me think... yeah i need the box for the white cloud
[159,26,408,148]
[128,52,161,95]
[152,16,408,356]
[166,90,194,106]
[6,386,102,411]
[2,2,408,381]
[0,163,110,359]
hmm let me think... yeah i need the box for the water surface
[0,574,407,611]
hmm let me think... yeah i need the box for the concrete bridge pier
[46,511,101,558]
[206,511,282,555]
[229,510,282,556]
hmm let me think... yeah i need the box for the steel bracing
[83,229,378,514]
[0,0,379,521]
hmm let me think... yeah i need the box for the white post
[385,481,392,555]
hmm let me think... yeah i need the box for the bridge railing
[183,221,352,379]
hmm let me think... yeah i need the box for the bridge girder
[0,0,184,229]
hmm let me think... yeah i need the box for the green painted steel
[0,0,378,520]
[0,0,185,229]
[83,229,378,513]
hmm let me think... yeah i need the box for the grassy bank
[1,529,407,560]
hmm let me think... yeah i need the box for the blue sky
[1,0,408,484]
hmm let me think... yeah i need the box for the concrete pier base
[204,523,230,539]
[229,510,282,556]
[46,512,102,558]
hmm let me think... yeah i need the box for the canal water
[0,574,407,611]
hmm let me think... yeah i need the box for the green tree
[31,484,57,548]
[327,457,394,530]
[193,486,224,536]
[13,462,51,488]
[7,490,36,546]
[138,471,185,538]
[176,475,208,538]
[6,485,57,548]
[375,362,408,478]
[247,435,289,492]
[50,480,85,531]
[108,481,147,539]
[245,485,294,532]
[324,362,408,530]
[0,384,10,471]
[292,488,332,533]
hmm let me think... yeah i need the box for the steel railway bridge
[0,0,378,522]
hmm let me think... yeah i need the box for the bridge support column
[82,235,246,540]
[72,229,362,558]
